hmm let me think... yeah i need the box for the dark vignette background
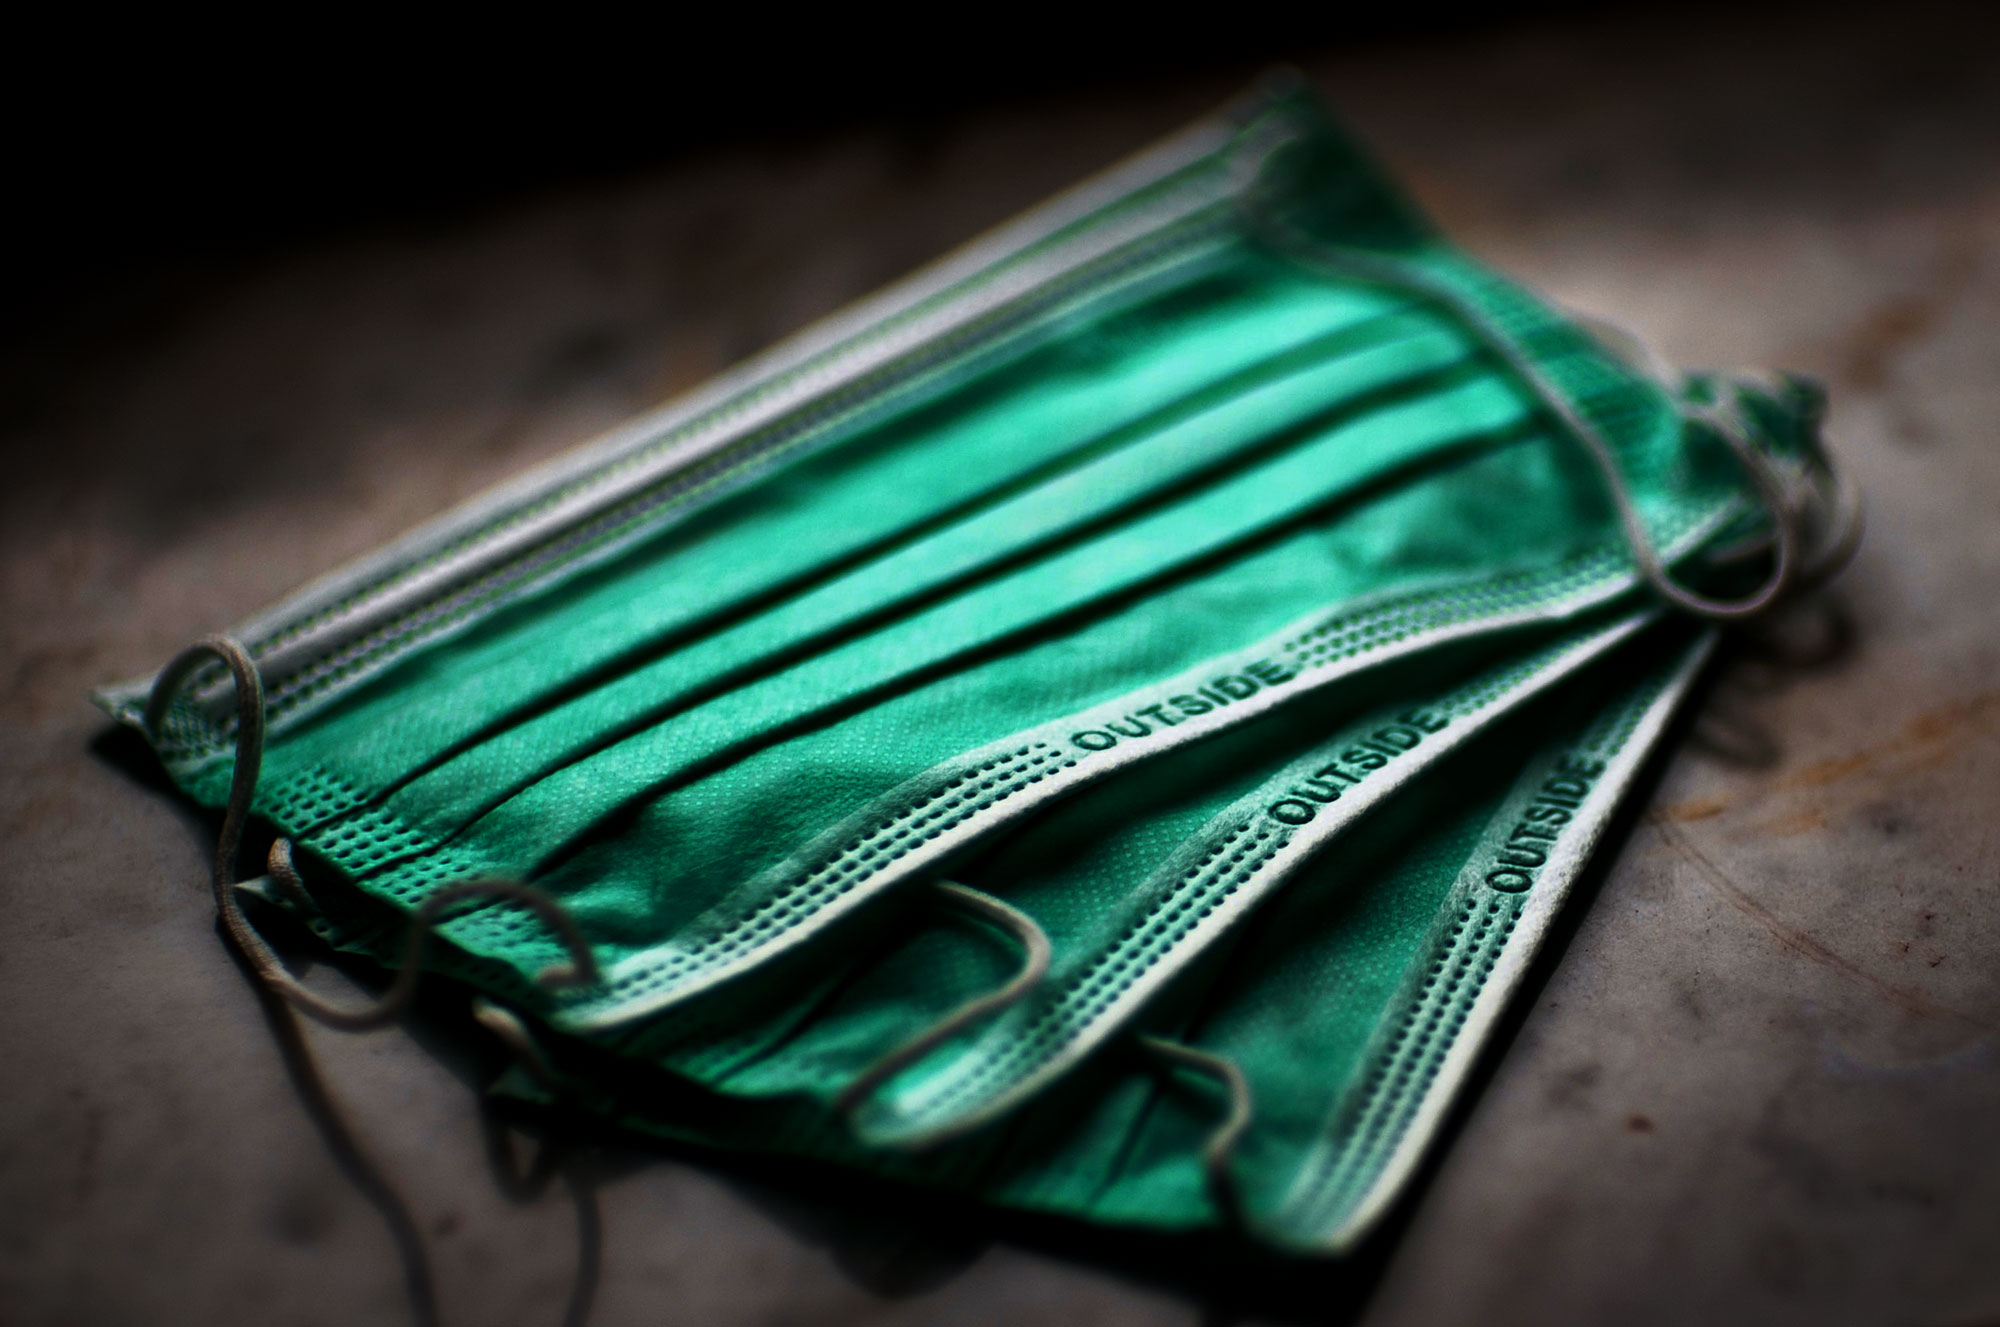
[3,5,1998,1325]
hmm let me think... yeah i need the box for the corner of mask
[88,675,153,727]
[1736,370,1832,463]
[1676,368,1834,490]
[89,661,241,789]
[1227,71,1439,259]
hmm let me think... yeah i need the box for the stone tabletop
[3,9,1995,1325]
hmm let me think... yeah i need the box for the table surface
[4,10,1996,1325]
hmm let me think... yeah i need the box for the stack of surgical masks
[101,78,1852,1254]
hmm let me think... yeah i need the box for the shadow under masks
[1686,593,1858,769]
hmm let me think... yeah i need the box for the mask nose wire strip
[1138,1034,1251,1228]
[835,881,1052,1121]
[1229,123,1820,625]
[145,636,600,1034]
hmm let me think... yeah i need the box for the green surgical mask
[458,623,1714,1253]
[102,76,1848,1255]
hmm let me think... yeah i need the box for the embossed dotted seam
[595,742,1079,1002]
[249,780,565,1002]
[260,763,372,832]
[1299,897,1524,1229]
[1275,548,1616,665]
[1295,664,1692,1227]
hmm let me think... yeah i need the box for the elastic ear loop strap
[471,997,561,1088]
[146,636,600,1034]
[1139,1034,1252,1228]
[1230,118,1847,624]
[836,882,1052,1119]
[1738,368,1864,593]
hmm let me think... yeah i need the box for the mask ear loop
[1138,1034,1252,1229]
[145,635,601,1034]
[1227,116,1838,625]
[834,881,1051,1121]
[471,996,561,1089]
[1795,459,1863,592]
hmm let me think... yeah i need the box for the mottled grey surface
[3,9,1996,1325]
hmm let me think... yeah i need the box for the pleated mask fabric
[100,74,1854,1256]
[107,83,1819,1031]
[239,606,1643,1107]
